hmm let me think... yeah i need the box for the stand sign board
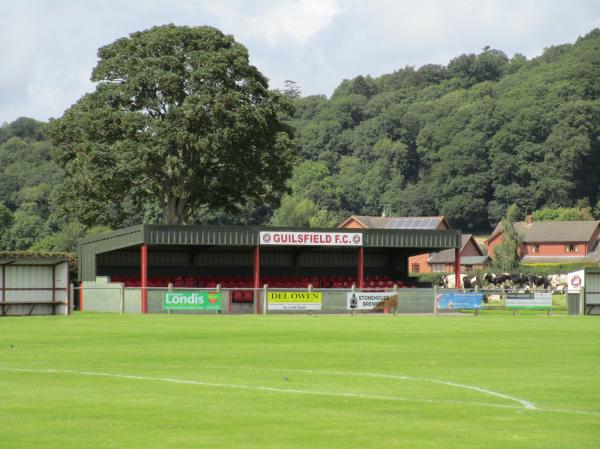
[346,292,398,310]
[260,231,362,247]
[163,291,221,311]
[506,292,552,309]
[268,292,322,311]
[436,292,484,310]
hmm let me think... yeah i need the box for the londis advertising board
[163,291,221,311]
[267,291,322,311]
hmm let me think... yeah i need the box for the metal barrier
[74,282,565,316]
[75,281,437,315]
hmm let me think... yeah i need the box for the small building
[486,217,600,264]
[0,252,72,316]
[425,234,489,273]
[338,215,479,273]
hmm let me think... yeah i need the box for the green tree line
[283,29,600,229]
[1,28,600,252]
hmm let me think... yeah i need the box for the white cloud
[203,0,341,45]
[0,0,598,122]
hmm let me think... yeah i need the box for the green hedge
[410,262,596,283]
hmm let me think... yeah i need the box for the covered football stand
[78,224,461,314]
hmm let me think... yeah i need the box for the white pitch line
[0,366,521,411]
[265,368,537,410]
[2,366,599,417]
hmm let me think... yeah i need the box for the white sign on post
[505,292,552,309]
[567,270,584,292]
[259,231,362,246]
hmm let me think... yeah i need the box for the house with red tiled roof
[338,215,488,273]
[486,216,600,264]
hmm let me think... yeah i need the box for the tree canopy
[3,29,600,252]
[286,30,600,230]
[48,25,295,226]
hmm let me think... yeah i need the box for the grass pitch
[1,313,599,449]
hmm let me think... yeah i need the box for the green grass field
[1,313,599,449]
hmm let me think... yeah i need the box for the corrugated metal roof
[78,224,461,281]
[0,251,73,266]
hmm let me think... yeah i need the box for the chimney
[525,214,533,224]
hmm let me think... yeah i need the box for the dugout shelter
[0,252,72,316]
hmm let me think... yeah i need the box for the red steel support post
[253,245,260,314]
[454,247,461,288]
[52,265,56,315]
[141,244,148,314]
[79,282,84,312]
[358,247,364,289]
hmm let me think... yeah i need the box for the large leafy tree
[48,25,295,226]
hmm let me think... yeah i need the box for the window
[431,264,444,272]
[411,263,420,273]
[565,244,578,253]
[532,244,539,253]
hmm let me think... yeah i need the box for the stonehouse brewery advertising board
[260,231,362,246]
[163,291,221,311]
[346,292,398,310]
[505,292,552,309]
[268,292,322,311]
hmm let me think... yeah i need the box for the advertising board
[346,292,398,310]
[163,291,221,311]
[268,291,322,311]
[505,292,552,309]
[436,292,484,310]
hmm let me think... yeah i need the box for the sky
[0,0,599,124]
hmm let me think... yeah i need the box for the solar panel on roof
[385,217,440,229]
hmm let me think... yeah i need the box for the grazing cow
[462,274,480,289]
[526,275,546,289]
[548,274,568,294]
[439,274,480,289]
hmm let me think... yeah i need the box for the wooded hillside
[1,29,599,251]
[283,29,600,230]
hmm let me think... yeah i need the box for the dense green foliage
[0,118,106,252]
[1,314,599,449]
[531,205,595,221]
[285,30,600,230]
[2,30,600,251]
[48,25,295,226]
